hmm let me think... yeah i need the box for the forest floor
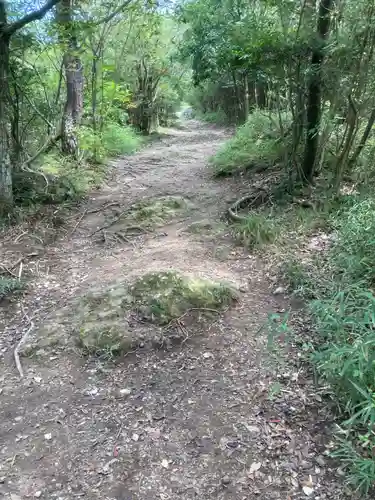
[0,120,351,500]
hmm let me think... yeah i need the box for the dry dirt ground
[0,121,352,500]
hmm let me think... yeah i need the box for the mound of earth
[21,271,239,357]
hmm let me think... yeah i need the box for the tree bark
[58,0,83,157]
[0,0,60,212]
[301,0,333,183]
[348,108,375,167]
[0,19,12,210]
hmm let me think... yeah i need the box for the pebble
[119,388,132,397]
[273,286,286,295]
[221,476,231,485]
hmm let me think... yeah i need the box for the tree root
[227,189,269,221]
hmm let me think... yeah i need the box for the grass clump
[232,212,279,249]
[277,197,375,495]
[0,277,25,300]
[130,270,238,324]
[210,111,291,177]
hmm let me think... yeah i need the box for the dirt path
[0,121,348,500]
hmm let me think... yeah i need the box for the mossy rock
[130,270,238,324]
[115,195,192,229]
[75,284,134,355]
[21,272,239,358]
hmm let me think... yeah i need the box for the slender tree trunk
[348,108,375,167]
[58,0,83,157]
[243,73,249,122]
[301,0,333,183]
[255,81,266,108]
[0,22,12,210]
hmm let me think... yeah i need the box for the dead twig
[70,208,88,237]
[0,264,18,278]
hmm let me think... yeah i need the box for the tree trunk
[255,81,266,108]
[58,0,83,157]
[348,108,375,167]
[0,24,12,211]
[243,73,249,122]
[301,0,333,183]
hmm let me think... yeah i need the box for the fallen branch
[227,189,269,222]
[70,209,88,237]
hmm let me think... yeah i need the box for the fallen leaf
[249,462,262,474]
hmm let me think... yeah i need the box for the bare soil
[0,121,351,500]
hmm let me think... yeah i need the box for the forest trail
[0,121,346,500]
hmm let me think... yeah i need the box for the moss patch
[112,195,192,231]
[130,271,238,324]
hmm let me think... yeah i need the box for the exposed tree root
[227,189,269,221]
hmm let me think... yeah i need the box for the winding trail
[0,121,348,500]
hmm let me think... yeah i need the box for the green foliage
[13,153,106,206]
[198,109,228,125]
[330,199,375,285]
[101,123,142,156]
[210,111,290,176]
[278,196,375,495]
[0,277,25,300]
[232,212,279,249]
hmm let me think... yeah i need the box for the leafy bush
[210,111,291,176]
[330,199,375,285]
[232,212,279,248]
[101,122,142,156]
[0,277,25,299]
[285,197,375,495]
[199,109,228,125]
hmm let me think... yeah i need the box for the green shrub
[101,122,142,156]
[232,212,279,249]
[0,277,25,299]
[330,199,375,285]
[210,111,291,176]
[290,197,375,495]
[199,109,228,125]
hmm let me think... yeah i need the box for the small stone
[34,376,42,383]
[34,491,42,498]
[222,476,231,485]
[119,388,131,397]
[273,286,286,295]
[315,456,326,467]
[303,486,314,496]
[161,459,169,469]
[249,462,262,474]
[203,352,213,359]
[132,433,139,442]
[44,433,52,440]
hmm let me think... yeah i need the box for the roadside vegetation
[178,0,375,494]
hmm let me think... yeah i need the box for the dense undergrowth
[207,109,375,495]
